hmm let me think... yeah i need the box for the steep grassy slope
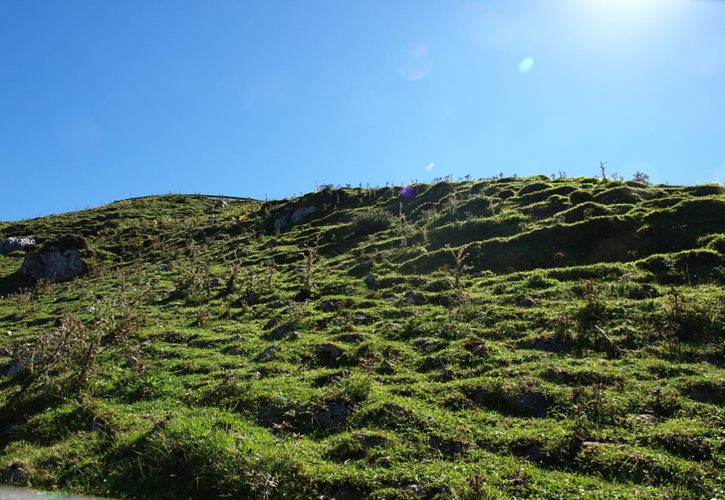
[0,177,723,498]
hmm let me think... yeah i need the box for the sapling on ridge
[445,243,471,302]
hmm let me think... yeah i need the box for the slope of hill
[0,176,723,498]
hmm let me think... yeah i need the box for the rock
[320,299,345,312]
[686,387,712,403]
[377,359,395,374]
[364,274,379,289]
[357,433,387,449]
[1,463,25,483]
[273,215,289,230]
[510,391,547,418]
[318,343,343,366]
[81,306,96,314]
[228,334,244,342]
[126,356,139,368]
[523,443,545,462]
[632,413,658,424]
[428,435,464,457]
[314,402,350,429]
[6,361,27,377]
[402,290,424,305]
[264,317,282,330]
[290,206,317,224]
[155,264,170,272]
[520,297,537,308]
[532,337,566,352]
[21,249,85,282]
[258,345,278,362]
[269,325,290,340]
[241,292,257,305]
[314,370,350,387]
[382,402,407,416]
[415,339,440,349]
[0,236,35,255]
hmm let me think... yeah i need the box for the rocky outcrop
[0,236,35,255]
[274,206,318,229]
[21,249,85,282]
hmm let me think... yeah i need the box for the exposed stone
[273,215,289,230]
[520,297,537,308]
[428,435,464,457]
[21,249,85,282]
[314,402,350,429]
[510,391,547,418]
[402,290,424,305]
[6,361,27,378]
[357,433,387,449]
[258,345,278,362]
[210,277,225,287]
[81,306,96,314]
[0,236,35,255]
[415,339,440,349]
[318,343,343,366]
[686,387,712,403]
[269,325,290,340]
[532,337,566,353]
[290,206,317,224]
[522,443,546,462]
[320,299,345,312]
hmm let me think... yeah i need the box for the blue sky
[1,0,724,220]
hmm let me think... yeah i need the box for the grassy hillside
[0,176,723,498]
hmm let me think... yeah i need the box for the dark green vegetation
[0,176,723,499]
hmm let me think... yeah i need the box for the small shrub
[350,208,394,236]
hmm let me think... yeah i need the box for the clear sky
[1,0,724,220]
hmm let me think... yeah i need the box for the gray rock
[428,435,464,457]
[415,339,440,349]
[21,249,85,282]
[318,343,343,366]
[314,402,350,429]
[210,277,225,287]
[0,236,35,255]
[155,264,170,272]
[258,345,278,362]
[273,215,289,230]
[403,290,424,305]
[520,297,537,308]
[510,391,547,418]
[6,361,27,378]
[290,206,317,224]
[81,306,96,314]
[532,337,566,352]
[269,325,290,340]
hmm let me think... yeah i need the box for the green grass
[0,177,723,498]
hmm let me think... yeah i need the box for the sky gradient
[1,0,724,220]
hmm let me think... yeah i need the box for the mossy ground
[0,177,723,498]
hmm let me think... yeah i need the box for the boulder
[314,402,350,429]
[291,206,318,224]
[21,249,85,282]
[0,236,35,255]
[318,343,344,366]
